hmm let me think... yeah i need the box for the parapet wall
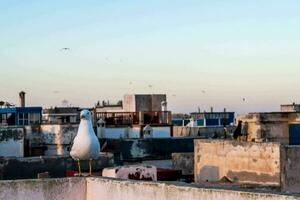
[194,140,281,186]
[0,178,86,200]
[281,146,300,193]
[1,177,299,200]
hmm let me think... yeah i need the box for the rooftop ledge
[1,177,300,200]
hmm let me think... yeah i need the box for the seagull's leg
[89,159,92,176]
[77,159,82,176]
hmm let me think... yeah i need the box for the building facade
[0,107,42,126]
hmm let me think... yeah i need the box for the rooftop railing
[95,111,172,126]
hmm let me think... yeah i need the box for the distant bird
[201,90,206,94]
[242,98,246,102]
[60,48,71,51]
[70,110,100,176]
[148,84,153,88]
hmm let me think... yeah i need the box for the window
[18,113,24,125]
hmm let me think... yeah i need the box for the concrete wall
[0,178,85,200]
[135,95,152,112]
[24,124,79,156]
[0,127,24,157]
[237,112,300,144]
[120,138,194,161]
[281,105,300,112]
[172,152,194,175]
[123,94,166,112]
[87,178,300,200]
[123,95,136,112]
[151,94,166,111]
[194,140,281,186]
[0,153,114,180]
[281,145,300,193]
[41,124,78,156]
[1,177,300,200]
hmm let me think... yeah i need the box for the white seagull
[70,110,100,176]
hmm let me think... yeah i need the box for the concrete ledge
[0,178,86,200]
[87,177,300,200]
[1,177,300,200]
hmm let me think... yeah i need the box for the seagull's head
[80,110,92,121]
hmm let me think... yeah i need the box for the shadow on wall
[199,165,220,182]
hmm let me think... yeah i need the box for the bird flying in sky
[60,48,71,51]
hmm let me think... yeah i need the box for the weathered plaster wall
[0,178,86,200]
[237,113,300,144]
[0,127,24,157]
[40,124,78,156]
[151,94,166,111]
[172,152,194,175]
[87,178,300,200]
[123,94,166,112]
[123,94,136,112]
[281,145,300,193]
[1,177,300,200]
[194,140,281,186]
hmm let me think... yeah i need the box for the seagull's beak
[80,114,86,119]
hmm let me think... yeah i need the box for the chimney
[224,108,227,113]
[19,91,26,107]
[210,107,213,113]
[161,101,167,111]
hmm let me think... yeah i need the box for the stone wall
[0,127,24,157]
[194,140,281,186]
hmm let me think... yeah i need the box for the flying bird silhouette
[60,48,71,51]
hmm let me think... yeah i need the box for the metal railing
[95,111,172,126]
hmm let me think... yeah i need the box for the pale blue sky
[1,1,300,113]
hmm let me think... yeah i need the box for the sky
[1,0,300,113]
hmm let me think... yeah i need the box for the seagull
[70,110,100,176]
